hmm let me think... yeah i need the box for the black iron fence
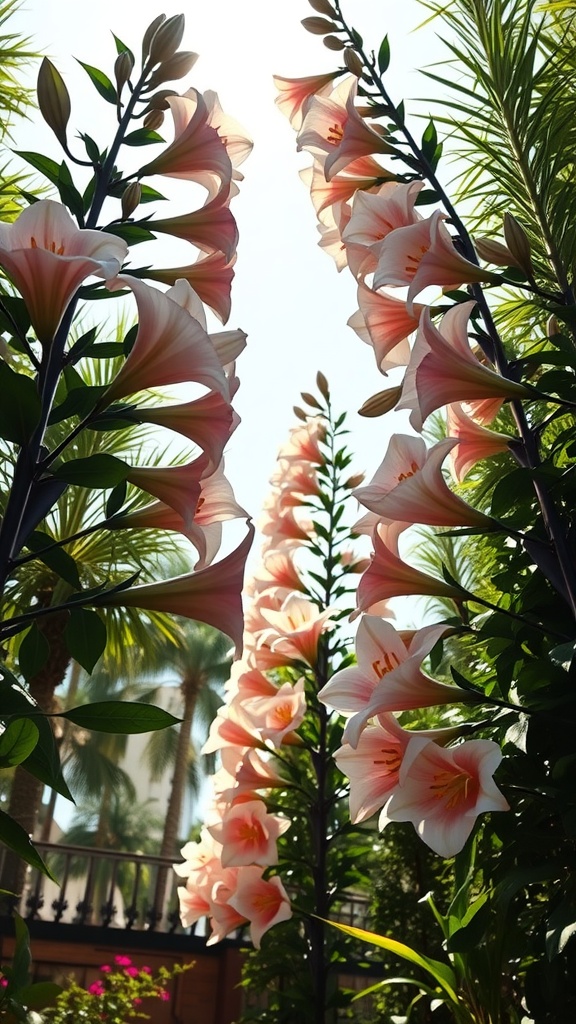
[1,842,372,937]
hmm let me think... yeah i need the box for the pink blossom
[347,283,420,373]
[239,679,307,745]
[139,88,232,188]
[114,955,132,966]
[135,390,237,472]
[353,519,463,617]
[158,989,170,1002]
[274,71,342,129]
[384,739,509,857]
[208,799,290,867]
[99,964,111,973]
[446,402,512,482]
[258,595,338,668]
[373,210,494,309]
[302,155,393,218]
[398,304,531,429]
[353,434,493,529]
[297,76,394,180]
[145,250,236,323]
[0,200,126,343]
[88,981,105,995]
[148,189,239,262]
[228,866,292,949]
[125,966,139,977]
[96,522,254,657]
[104,275,227,404]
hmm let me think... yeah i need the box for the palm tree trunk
[152,678,197,924]
[1,609,71,898]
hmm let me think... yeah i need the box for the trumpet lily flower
[228,867,292,949]
[353,434,493,529]
[274,71,342,129]
[104,275,227,404]
[95,522,254,656]
[0,200,126,343]
[446,402,512,482]
[384,739,509,857]
[208,799,290,867]
[139,88,232,187]
[135,390,237,471]
[145,250,235,323]
[348,283,421,373]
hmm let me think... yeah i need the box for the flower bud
[344,472,365,489]
[503,213,533,276]
[474,236,516,267]
[114,51,134,95]
[323,35,346,51]
[309,0,337,15]
[301,391,323,410]
[143,108,165,131]
[147,51,199,89]
[37,57,71,148]
[358,385,402,417]
[147,13,185,66]
[343,47,363,77]
[293,406,308,423]
[121,181,142,220]
[301,16,339,33]
[316,371,329,399]
[142,14,165,62]
[547,314,560,339]
[142,89,177,113]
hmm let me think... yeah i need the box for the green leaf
[56,160,84,221]
[112,32,135,65]
[18,981,62,1010]
[48,383,107,425]
[377,35,390,75]
[139,184,167,204]
[0,811,56,880]
[79,132,100,164]
[18,624,50,681]
[61,700,181,733]
[25,531,81,589]
[321,918,460,1004]
[10,913,32,989]
[64,608,107,673]
[76,60,117,103]
[0,361,41,445]
[52,453,130,488]
[0,718,39,768]
[422,118,438,160]
[104,222,156,244]
[123,128,165,146]
[106,479,127,518]
[14,151,62,187]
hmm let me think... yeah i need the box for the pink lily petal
[104,275,228,404]
[228,867,292,949]
[139,88,232,186]
[148,189,239,262]
[208,799,290,867]
[135,390,237,471]
[96,522,254,656]
[446,402,512,482]
[274,71,342,129]
[384,739,509,857]
[348,283,420,373]
[0,200,126,343]
[354,434,493,528]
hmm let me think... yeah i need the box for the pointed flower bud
[143,108,165,130]
[114,51,134,95]
[147,13,185,66]
[142,89,178,113]
[301,391,323,410]
[147,51,199,89]
[302,16,339,33]
[503,213,533,276]
[474,236,516,267]
[293,406,308,422]
[309,0,337,14]
[343,47,363,77]
[358,386,402,417]
[142,14,166,64]
[324,35,346,50]
[121,181,142,220]
[37,58,71,148]
[344,472,365,489]
[316,370,330,399]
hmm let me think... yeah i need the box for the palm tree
[136,623,233,918]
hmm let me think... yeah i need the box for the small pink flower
[114,955,132,966]
[141,966,151,974]
[0,978,9,988]
[133,997,143,1005]
[99,964,111,973]
[88,981,105,995]
[125,966,139,977]
[158,990,170,1002]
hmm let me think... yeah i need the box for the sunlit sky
[10,0,446,510]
